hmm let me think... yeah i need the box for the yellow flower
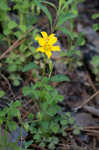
[35,32,60,59]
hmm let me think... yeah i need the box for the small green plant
[53,0,85,71]
[22,77,74,149]
[0,100,21,150]
[0,0,85,85]
[0,0,85,149]
[92,13,99,31]
[91,13,99,81]
[91,56,99,81]
[0,0,54,86]
[0,90,5,98]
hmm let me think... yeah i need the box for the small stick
[0,72,15,97]
[0,26,36,60]
[75,90,99,110]
[83,105,99,117]
[0,16,49,60]
[31,144,47,150]
[0,38,25,60]
[87,71,97,92]
[93,137,96,150]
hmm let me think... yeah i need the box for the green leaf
[8,108,20,118]
[19,25,27,32]
[51,74,70,82]
[22,62,40,72]
[92,13,99,19]
[34,0,52,26]
[93,23,99,31]
[48,143,55,150]
[7,121,18,131]
[34,134,40,140]
[61,119,67,126]
[23,122,30,131]
[52,137,59,144]
[37,112,43,120]
[8,21,17,29]
[43,1,57,11]
[68,117,74,124]
[0,34,4,40]
[26,15,38,26]
[47,107,57,116]
[33,28,39,39]
[92,56,99,66]
[41,77,50,84]
[45,85,53,91]
[8,64,17,72]
[0,90,5,98]
[39,142,45,148]
[4,28,11,35]
[41,121,49,130]
[0,0,9,11]
[61,0,74,12]
[24,140,33,149]
[48,137,59,149]
[77,33,85,46]
[28,113,34,120]
[13,79,20,86]
[73,128,80,135]
[56,13,76,28]
[58,95,64,102]
[0,107,8,116]
[59,27,74,40]
[62,130,67,136]
[15,31,22,38]
[51,123,59,134]
[12,100,21,107]
[0,119,3,125]
[22,86,32,96]
[65,112,71,117]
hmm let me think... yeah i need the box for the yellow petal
[45,51,52,59]
[51,45,60,51]
[49,33,55,39]
[41,32,48,39]
[37,37,46,46]
[36,47,45,52]
[35,35,41,41]
[48,37,57,45]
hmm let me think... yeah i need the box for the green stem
[57,0,62,17]
[19,13,24,25]
[48,60,53,78]
[67,36,72,49]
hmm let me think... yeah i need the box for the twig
[31,144,47,150]
[19,99,33,111]
[0,72,15,97]
[0,16,49,60]
[66,126,99,131]
[0,26,36,60]
[87,71,96,92]
[93,137,96,150]
[75,90,99,110]
[84,126,99,129]
[21,104,37,120]
[84,130,99,135]
[83,105,99,117]
[0,38,25,60]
